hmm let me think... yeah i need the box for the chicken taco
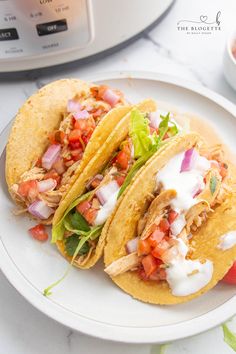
[104,132,236,304]
[6,78,130,224]
[50,102,182,275]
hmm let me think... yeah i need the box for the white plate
[1,71,236,344]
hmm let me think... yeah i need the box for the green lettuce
[51,191,93,243]
[45,191,104,296]
[118,111,174,197]
[130,109,152,158]
[222,321,236,351]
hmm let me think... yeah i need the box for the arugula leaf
[222,322,236,351]
[130,109,152,158]
[51,191,93,243]
[65,235,90,257]
[210,175,218,195]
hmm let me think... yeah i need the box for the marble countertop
[1,0,236,353]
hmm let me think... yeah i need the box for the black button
[36,19,67,36]
[0,28,19,41]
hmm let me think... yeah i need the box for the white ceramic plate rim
[0,71,236,344]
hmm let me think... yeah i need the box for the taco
[51,102,182,271]
[104,132,236,304]
[6,78,130,223]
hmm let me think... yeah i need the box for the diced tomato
[116,151,129,170]
[151,240,170,258]
[159,218,170,233]
[81,132,92,146]
[142,254,159,277]
[168,210,179,224]
[90,86,99,98]
[18,180,38,198]
[222,262,236,285]
[49,130,66,145]
[68,129,81,142]
[137,268,149,281]
[148,229,165,247]
[83,208,98,225]
[115,175,126,187]
[76,200,91,215]
[159,268,167,280]
[69,140,82,150]
[149,266,166,281]
[138,239,151,256]
[97,85,108,99]
[219,165,228,179]
[43,169,61,185]
[74,119,87,131]
[28,224,48,242]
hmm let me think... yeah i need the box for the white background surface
[0,0,236,353]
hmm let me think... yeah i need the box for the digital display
[36,19,67,36]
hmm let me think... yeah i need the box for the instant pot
[0,0,174,72]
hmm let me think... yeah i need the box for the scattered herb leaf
[210,175,218,195]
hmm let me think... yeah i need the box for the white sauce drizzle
[156,151,210,213]
[155,150,213,296]
[218,231,236,250]
[170,213,186,236]
[166,239,213,296]
[94,190,119,226]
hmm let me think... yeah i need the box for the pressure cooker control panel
[0,0,93,59]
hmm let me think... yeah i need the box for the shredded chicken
[59,114,73,134]
[60,160,81,186]
[140,190,177,240]
[19,167,45,182]
[105,252,140,277]
[199,143,224,161]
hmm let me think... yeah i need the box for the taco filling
[52,109,181,266]
[105,145,230,297]
[10,85,126,221]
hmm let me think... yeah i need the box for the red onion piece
[38,179,57,193]
[126,237,139,254]
[180,148,197,172]
[73,110,89,120]
[28,200,54,219]
[86,174,103,190]
[67,99,81,113]
[149,112,161,129]
[42,144,61,170]
[95,180,120,205]
[102,89,120,107]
